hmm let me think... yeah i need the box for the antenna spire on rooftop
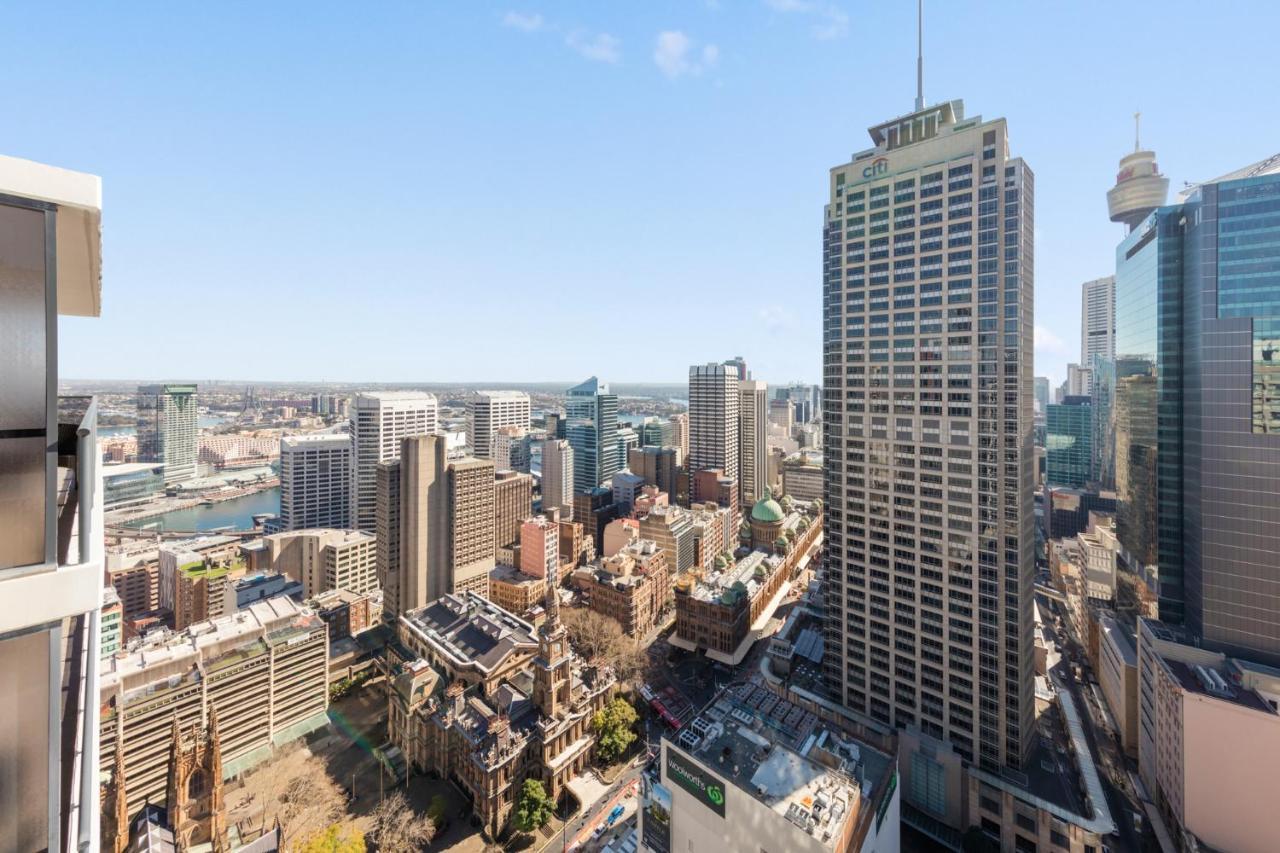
[915,0,924,111]
[1134,110,1142,152]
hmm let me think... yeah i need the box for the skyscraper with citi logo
[821,98,1035,772]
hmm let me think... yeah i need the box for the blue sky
[13,1,1277,387]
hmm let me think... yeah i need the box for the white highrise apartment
[688,363,740,480]
[823,98,1035,771]
[467,390,531,459]
[350,391,438,532]
[136,383,199,484]
[280,433,353,530]
[541,439,575,520]
[1080,275,1115,366]
[739,379,768,504]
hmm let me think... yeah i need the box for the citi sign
[861,157,889,180]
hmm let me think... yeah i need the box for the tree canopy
[592,697,639,763]
[513,779,555,832]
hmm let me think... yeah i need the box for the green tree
[591,697,638,763]
[513,779,555,832]
[296,824,366,853]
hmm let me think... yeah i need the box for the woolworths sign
[666,750,726,818]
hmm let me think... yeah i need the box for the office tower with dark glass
[136,383,198,484]
[564,377,619,493]
[821,98,1035,771]
[1114,156,1280,661]
[1045,396,1092,488]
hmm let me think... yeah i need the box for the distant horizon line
[59,377,819,389]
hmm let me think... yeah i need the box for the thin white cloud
[764,0,813,11]
[763,0,849,40]
[501,12,622,64]
[758,305,794,334]
[812,6,849,39]
[654,31,719,79]
[1034,324,1069,356]
[501,11,544,32]
[566,30,621,64]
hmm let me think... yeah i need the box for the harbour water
[100,414,229,437]
[123,486,280,533]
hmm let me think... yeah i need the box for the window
[909,750,947,816]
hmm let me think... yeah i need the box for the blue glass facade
[1114,171,1280,662]
[565,377,620,493]
[1046,399,1091,488]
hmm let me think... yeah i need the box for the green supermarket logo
[667,751,727,818]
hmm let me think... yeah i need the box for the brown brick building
[571,539,670,637]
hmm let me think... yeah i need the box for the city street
[1039,600,1150,852]
[539,766,642,853]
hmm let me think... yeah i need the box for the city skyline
[12,2,1275,386]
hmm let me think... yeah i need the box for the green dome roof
[751,488,785,523]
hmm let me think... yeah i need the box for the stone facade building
[571,539,670,637]
[387,590,618,838]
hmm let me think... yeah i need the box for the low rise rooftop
[667,683,894,851]
[685,550,783,605]
[401,592,538,675]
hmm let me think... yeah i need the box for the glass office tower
[565,376,619,493]
[1115,163,1280,661]
[1045,397,1091,488]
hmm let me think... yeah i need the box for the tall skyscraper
[628,445,679,497]
[447,457,497,597]
[1065,362,1092,396]
[376,458,401,609]
[670,413,689,462]
[389,434,445,618]
[467,390,531,460]
[564,376,619,493]
[494,470,533,550]
[1114,158,1280,661]
[279,434,352,530]
[739,379,768,504]
[1046,396,1092,488]
[540,439,575,519]
[136,383,199,484]
[723,355,748,380]
[0,155,104,851]
[350,391,437,532]
[389,434,495,618]
[1081,275,1116,365]
[822,98,1035,771]
[1033,376,1050,415]
[688,363,739,480]
[491,425,531,472]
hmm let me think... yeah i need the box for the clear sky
[13,1,1278,388]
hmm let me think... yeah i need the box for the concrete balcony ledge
[0,397,104,636]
